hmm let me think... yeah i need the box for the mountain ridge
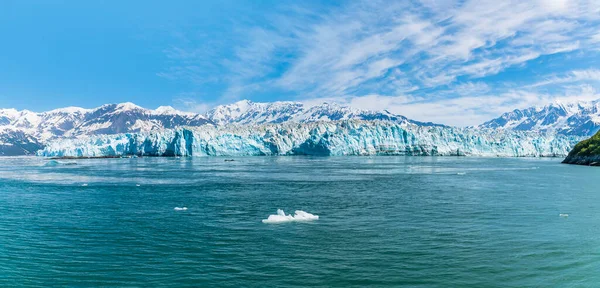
[0,103,212,155]
[479,99,600,136]
[0,100,433,155]
[3,98,599,156]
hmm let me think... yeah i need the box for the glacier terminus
[2,99,595,157]
[38,120,581,158]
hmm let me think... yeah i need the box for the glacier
[5,99,598,156]
[1,100,434,156]
[38,120,582,157]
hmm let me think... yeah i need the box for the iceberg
[43,160,77,166]
[262,209,319,223]
[37,120,583,158]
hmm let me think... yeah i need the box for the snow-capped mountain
[0,103,211,155]
[205,100,440,126]
[0,129,43,156]
[480,99,600,136]
[5,98,597,156]
[0,100,431,155]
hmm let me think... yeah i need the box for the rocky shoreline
[561,155,600,166]
[562,130,600,166]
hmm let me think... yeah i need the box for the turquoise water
[0,156,599,287]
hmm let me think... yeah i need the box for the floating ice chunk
[174,207,188,211]
[457,172,466,175]
[44,160,60,166]
[44,160,77,167]
[81,183,88,187]
[262,209,319,224]
[136,184,141,187]
[559,213,569,217]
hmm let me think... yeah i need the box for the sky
[1,0,600,126]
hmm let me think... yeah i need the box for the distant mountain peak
[114,102,143,111]
[153,105,194,116]
[480,98,600,136]
[46,106,93,114]
[203,99,424,126]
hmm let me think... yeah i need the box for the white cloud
[173,95,212,113]
[453,82,490,96]
[301,82,600,126]
[161,0,600,125]
[527,69,600,88]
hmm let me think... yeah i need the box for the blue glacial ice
[37,121,583,157]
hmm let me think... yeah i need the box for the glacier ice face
[5,98,600,156]
[2,100,433,155]
[38,120,583,158]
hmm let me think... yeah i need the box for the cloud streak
[160,0,600,126]
[527,69,600,88]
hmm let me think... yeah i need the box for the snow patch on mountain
[204,100,432,126]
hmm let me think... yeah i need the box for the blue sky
[1,0,600,125]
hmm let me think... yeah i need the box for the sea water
[0,156,599,287]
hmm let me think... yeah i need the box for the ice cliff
[37,121,582,157]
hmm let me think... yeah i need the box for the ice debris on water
[262,209,319,224]
[44,160,60,166]
[174,207,188,211]
[81,183,88,187]
[44,160,77,166]
[559,213,569,217]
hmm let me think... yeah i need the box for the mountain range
[0,103,210,155]
[480,100,600,136]
[0,100,435,155]
[2,99,599,156]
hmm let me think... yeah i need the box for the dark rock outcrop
[562,130,600,166]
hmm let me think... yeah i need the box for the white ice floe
[44,160,76,167]
[44,160,61,167]
[136,184,141,187]
[559,213,569,217]
[262,209,319,224]
[81,183,88,186]
[174,207,188,211]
